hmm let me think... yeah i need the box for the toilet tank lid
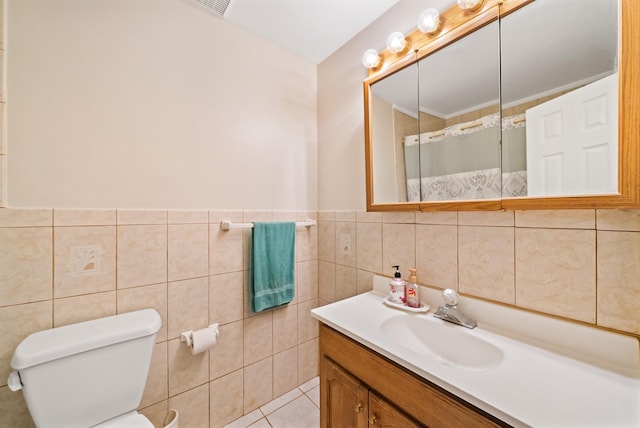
[11,309,161,370]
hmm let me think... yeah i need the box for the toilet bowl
[7,309,161,428]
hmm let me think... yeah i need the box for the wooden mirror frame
[364,0,639,212]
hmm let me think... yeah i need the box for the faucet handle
[442,288,459,306]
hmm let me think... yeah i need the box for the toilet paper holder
[180,323,219,348]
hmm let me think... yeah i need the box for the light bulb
[386,32,407,54]
[457,0,483,11]
[418,8,441,34]
[361,49,380,69]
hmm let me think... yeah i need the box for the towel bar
[220,219,316,231]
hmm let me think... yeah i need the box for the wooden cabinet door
[321,356,368,428]
[368,391,423,428]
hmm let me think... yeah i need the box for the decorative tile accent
[54,226,116,298]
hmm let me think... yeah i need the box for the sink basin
[380,315,503,371]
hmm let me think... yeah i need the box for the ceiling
[221,0,400,64]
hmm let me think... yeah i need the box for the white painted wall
[7,0,317,209]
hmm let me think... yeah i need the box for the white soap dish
[383,299,430,313]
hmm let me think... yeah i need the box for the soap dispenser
[405,268,420,308]
[388,266,406,304]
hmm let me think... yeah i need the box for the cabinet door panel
[321,356,368,428]
[369,391,423,428]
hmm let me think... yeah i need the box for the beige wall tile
[415,211,457,225]
[139,400,168,428]
[53,209,116,226]
[356,222,382,273]
[209,210,243,225]
[273,211,296,222]
[335,265,356,301]
[210,226,243,275]
[458,211,514,227]
[167,209,208,224]
[318,220,335,262]
[382,223,415,278]
[53,291,116,327]
[318,211,336,221]
[597,209,640,231]
[117,210,167,225]
[416,225,457,290]
[356,211,382,223]
[335,211,356,222]
[383,212,415,224]
[515,209,595,229]
[141,341,168,408]
[243,357,273,412]
[53,226,116,298]
[335,221,356,267]
[210,272,243,325]
[516,228,596,323]
[168,223,208,282]
[297,299,318,343]
[0,386,35,428]
[297,338,319,383]
[117,225,167,289]
[297,260,318,302]
[210,320,243,380]
[318,261,336,303]
[459,226,514,304]
[244,312,273,365]
[296,223,317,262]
[167,338,209,396]
[168,277,209,339]
[168,383,209,428]
[0,301,52,387]
[356,269,374,295]
[273,305,297,354]
[117,283,168,342]
[273,347,299,397]
[597,231,640,334]
[0,227,52,306]
[210,370,243,427]
[0,208,51,227]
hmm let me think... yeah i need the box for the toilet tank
[11,309,161,428]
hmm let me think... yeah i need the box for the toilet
[7,309,161,428]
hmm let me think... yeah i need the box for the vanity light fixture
[417,8,441,34]
[457,0,484,11]
[386,31,408,54]
[362,48,381,69]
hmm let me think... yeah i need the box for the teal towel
[250,222,296,312]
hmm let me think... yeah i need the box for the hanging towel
[250,222,296,312]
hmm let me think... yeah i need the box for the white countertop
[311,283,640,428]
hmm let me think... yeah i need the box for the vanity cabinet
[319,324,509,428]
[322,355,420,427]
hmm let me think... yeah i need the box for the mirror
[369,61,419,204]
[501,0,619,198]
[417,21,501,202]
[364,0,639,211]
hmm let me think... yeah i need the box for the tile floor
[224,377,320,428]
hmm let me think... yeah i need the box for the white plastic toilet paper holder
[180,323,219,347]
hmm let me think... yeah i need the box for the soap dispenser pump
[388,265,406,304]
[405,268,420,308]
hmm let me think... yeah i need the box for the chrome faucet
[433,289,477,329]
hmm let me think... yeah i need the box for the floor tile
[266,395,319,428]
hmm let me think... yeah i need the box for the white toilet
[7,309,161,428]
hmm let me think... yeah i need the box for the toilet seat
[94,412,154,428]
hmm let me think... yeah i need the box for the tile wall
[0,208,319,427]
[318,209,640,335]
